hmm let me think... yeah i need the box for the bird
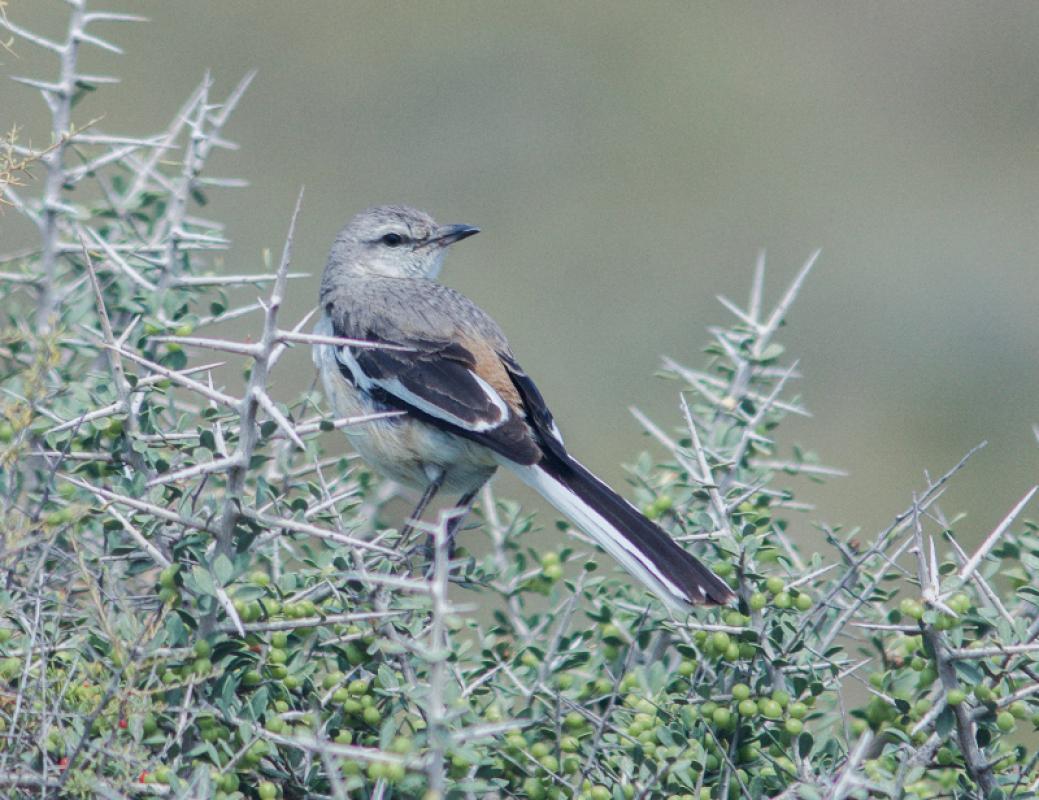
[312,205,734,612]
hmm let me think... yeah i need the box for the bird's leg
[443,482,486,560]
[400,470,444,545]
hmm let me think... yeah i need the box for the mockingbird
[313,205,734,611]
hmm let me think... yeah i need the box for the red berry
[138,771,148,783]
[118,718,128,729]
[58,758,69,770]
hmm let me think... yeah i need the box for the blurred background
[4,1,1038,545]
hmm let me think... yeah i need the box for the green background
[4,1,1038,543]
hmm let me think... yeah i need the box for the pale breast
[313,331,497,494]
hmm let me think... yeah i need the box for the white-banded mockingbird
[313,205,734,611]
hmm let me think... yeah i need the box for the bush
[2,5,1038,799]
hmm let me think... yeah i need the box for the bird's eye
[381,233,404,247]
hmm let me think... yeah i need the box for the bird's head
[323,205,479,289]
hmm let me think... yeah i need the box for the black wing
[329,315,540,464]
[500,354,567,462]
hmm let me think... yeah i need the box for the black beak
[432,224,480,247]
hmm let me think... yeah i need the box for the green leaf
[377,664,399,691]
[212,554,234,586]
[188,564,216,596]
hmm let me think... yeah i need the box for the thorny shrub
[1,5,1038,799]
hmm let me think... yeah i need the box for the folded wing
[328,312,540,465]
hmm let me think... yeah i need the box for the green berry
[713,561,733,578]
[723,610,746,627]
[564,711,586,730]
[242,670,263,688]
[712,707,732,727]
[523,777,546,800]
[157,587,178,605]
[738,699,758,717]
[948,593,971,614]
[917,667,938,687]
[765,576,785,595]
[934,613,956,631]
[710,632,730,655]
[322,671,344,690]
[652,495,673,514]
[946,688,966,706]
[258,782,277,800]
[268,648,287,665]
[997,711,1015,732]
[158,565,180,589]
[774,591,792,609]
[794,593,812,611]
[784,718,803,735]
[250,571,271,588]
[899,597,924,620]
[738,743,760,763]
[732,683,751,702]
[749,592,767,612]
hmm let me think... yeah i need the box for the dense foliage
[2,5,1038,799]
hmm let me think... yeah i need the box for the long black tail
[507,450,735,610]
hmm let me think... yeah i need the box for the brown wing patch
[456,333,524,415]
